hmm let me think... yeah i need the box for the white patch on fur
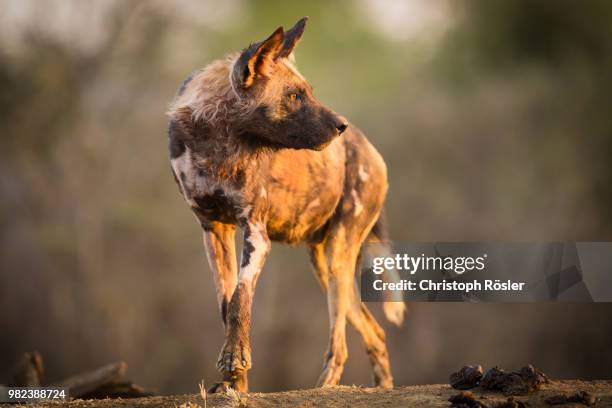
[239,205,252,221]
[239,223,270,283]
[351,189,363,217]
[307,198,321,210]
[171,146,197,206]
[260,187,267,198]
[358,165,370,182]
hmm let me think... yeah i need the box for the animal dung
[450,364,549,396]
[450,365,484,390]
[479,365,548,396]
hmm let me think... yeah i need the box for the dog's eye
[289,93,301,102]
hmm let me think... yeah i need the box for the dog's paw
[207,371,249,393]
[216,341,251,373]
[207,381,232,394]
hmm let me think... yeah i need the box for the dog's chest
[171,148,249,225]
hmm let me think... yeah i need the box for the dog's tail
[362,209,406,326]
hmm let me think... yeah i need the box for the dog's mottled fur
[167,17,405,392]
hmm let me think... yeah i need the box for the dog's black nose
[336,121,348,134]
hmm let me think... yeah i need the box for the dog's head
[231,17,348,151]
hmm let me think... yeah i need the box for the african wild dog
[167,17,405,392]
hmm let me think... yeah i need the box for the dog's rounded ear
[232,27,284,89]
[277,17,307,59]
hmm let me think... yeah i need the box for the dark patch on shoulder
[192,189,238,224]
[168,120,187,158]
[241,224,256,268]
[194,190,222,210]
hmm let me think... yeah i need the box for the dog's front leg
[215,221,270,392]
[202,222,237,326]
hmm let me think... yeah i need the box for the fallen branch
[10,352,154,400]
[54,361,128,398]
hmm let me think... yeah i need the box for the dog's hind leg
[312,201,387,387]
[347,285,394,388]
[309,243,394,388]
[313,230,356,387]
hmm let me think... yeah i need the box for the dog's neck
[188,119,272,189]
[168,56,275,186]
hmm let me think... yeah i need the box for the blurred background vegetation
[1,0,612,394]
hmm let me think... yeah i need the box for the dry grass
[199,381,207,408]
[176,402,203,408]
[225,387,247,407]
[175,380,208,408]
[175,380,247,408]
